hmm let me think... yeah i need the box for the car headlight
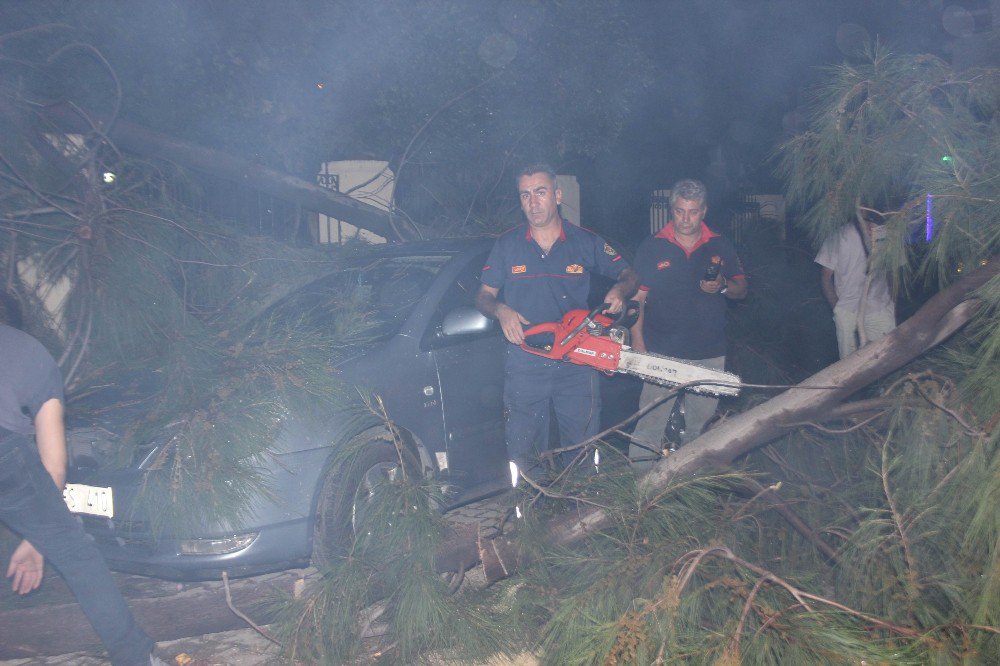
[178,533,259,555]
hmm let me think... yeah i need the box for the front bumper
[77,512,313,580]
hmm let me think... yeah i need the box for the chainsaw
[519,302,741,397]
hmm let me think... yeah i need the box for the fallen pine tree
[268,253,998,664]
[8,260,990,661]
[439,256,997,581]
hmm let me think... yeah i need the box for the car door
[423,252,507,490]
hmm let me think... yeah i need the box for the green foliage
[837,384,1000,661]
[474,381,994,664]
[11,162,365,534]
[276,436,508,664]
[260,342,998,665]
[495,466,904,665]
[0,33,372,534]
[766,45,1000,662]
[777,44,999,290]
[130,316,367,538]
[961,274,1000,421]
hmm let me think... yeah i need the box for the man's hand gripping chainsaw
[519,302,741,397]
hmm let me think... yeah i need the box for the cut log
[34,102,419,241]
[0,569,309,659]
[434,258,998,580]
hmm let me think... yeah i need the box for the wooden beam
[0,569,310,658]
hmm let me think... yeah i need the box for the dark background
[1,0,995,375]
[3,0,994,246]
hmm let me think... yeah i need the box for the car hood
[65,369,166,471]
[66,331,385,475]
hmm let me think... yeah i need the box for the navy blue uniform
[481,221,628,470]
[633,222,745,360]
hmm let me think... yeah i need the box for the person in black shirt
[0,322,163,665]
[628,179,747,467]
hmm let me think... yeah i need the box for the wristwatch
[719,277,728,295]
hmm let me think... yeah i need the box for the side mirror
[441,306,494,337]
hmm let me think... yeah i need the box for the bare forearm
[608,268,638,302]
[476,284,529,344]
[820,269,838,308]
[600,268,638,314]
[629,291,648,352]
[475,287,505,319]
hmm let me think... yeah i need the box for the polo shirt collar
[655,221,718,256]
[524,219,568,242]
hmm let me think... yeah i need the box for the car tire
[311,432,418,565]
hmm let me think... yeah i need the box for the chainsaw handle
[558,301,637,346]
[611,299,640,330]
[520,320,560,342]
[558,304,606,347]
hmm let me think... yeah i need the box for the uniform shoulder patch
[604,243,618,256]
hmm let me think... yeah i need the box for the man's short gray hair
[669,179,707,208]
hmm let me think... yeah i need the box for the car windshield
[258,254,452,343]
[69,255,453,409]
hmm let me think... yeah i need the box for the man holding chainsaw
[476,163,637,479]
[628,179,747,468]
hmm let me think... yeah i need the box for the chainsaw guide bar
[519,305,742,398]
[617,349,740,397]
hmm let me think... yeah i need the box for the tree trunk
[436,258,998,580]
[0,569,307,658]
[34,102,419,241]
[4,268,991,655]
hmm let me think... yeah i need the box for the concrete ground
[155,629,278,666]
[1,627,278,666]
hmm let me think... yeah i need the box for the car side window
[423,252,498,348]
[437,253,485,313]
[376,264,437,326]
[258,257,448,345]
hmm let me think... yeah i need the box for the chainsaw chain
[618,348,740,397]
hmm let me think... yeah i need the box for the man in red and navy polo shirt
[628,179,747,468]
[476,164,637,478]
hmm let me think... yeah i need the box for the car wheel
[312,433,418,565]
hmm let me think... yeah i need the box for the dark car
[64,238,639,580]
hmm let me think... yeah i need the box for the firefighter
[476,163,637,481]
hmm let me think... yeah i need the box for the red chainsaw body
[519,309,622,373]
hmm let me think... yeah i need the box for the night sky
[2,0,993,242]
[589,1,977,237]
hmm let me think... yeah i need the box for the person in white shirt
[815,213,896,359]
